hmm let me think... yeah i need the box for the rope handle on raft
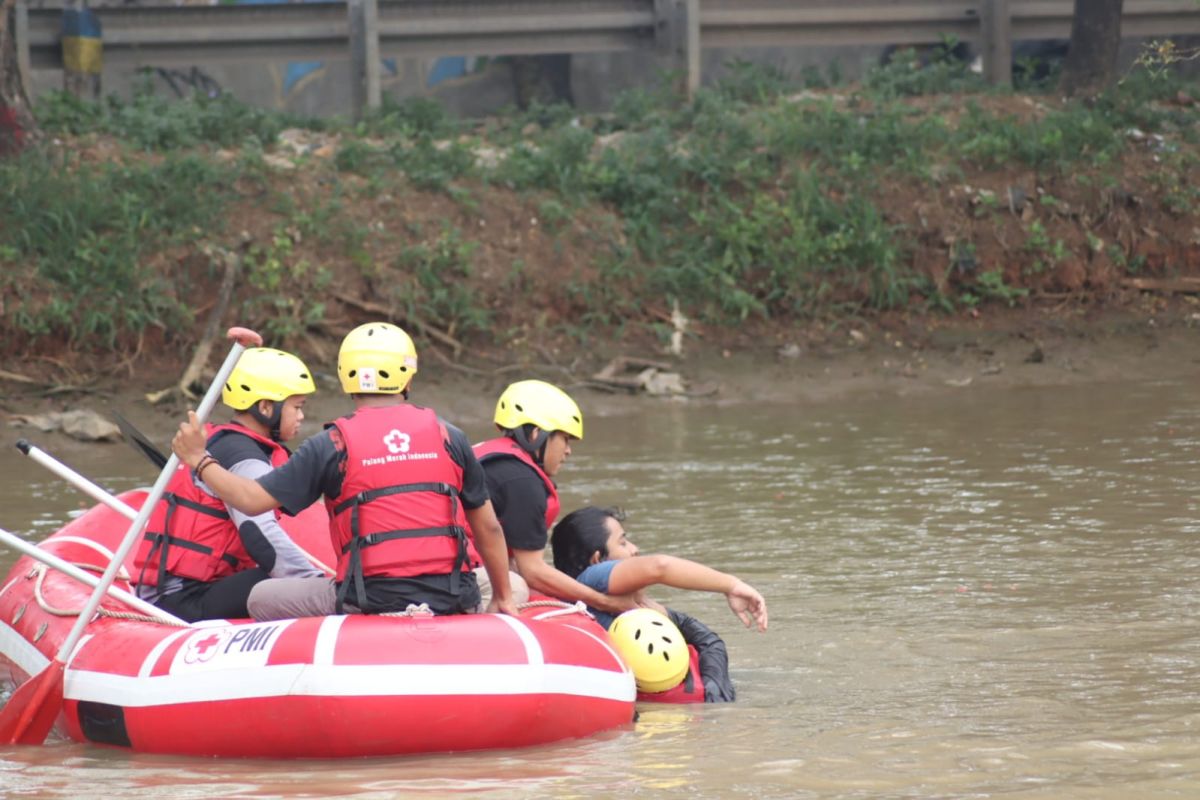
[29,563,188,627]
[521,599,595,621]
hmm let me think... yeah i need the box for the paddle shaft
[18,439,335,577]
[49,333,254,665]
[17,440,140,519]
[0,527,181,624]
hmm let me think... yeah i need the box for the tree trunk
[0,0,36,154]
[1059,0,1125,97]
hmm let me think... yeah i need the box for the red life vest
[134,423,286,587]
[327,405,471,611]
[473,436,560,530]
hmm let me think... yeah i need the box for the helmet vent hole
[663,652,671,661]
[647,643,655,655]
[300,372,310,380]
[634,630,641,641]
[348,369,357,378]
[514,403,524,413]
[379,370,390,379]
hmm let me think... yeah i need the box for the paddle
[0,326,261,745]
[18,437,335,577]
[0,526,182,625]
[113,411,169,470]
[17,439,144,521]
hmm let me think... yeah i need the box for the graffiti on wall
[139,66,223,98]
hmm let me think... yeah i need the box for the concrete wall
[27,25,1198,120]
[28,43,890,118]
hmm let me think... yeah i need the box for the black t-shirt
[208,424,278,468]
[482,454,551,552]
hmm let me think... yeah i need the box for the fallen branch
[148,245,240,405]
[332,292,464,358]
[423,343,491,377]
[0,368,36,384]
[592,356,672,382]
[1121,277,1200,294]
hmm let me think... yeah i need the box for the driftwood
[332,292,464,358]
[0,368,35,384]
[1121,277,1200,294]
[589,356,703,396]
[147,245,241,405]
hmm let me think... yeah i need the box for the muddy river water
[1,376,1199,798]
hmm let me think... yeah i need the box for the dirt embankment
[2,298,1197,460]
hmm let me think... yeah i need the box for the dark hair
[551,506,624,578]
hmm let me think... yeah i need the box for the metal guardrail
[15,0,1200,114]
[22,0,660,68]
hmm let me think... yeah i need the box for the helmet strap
[249,400,284,442]
[508,424,548,467]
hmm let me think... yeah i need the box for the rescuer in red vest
[169,322,516,618]
[470,380,639,617]
[133,347,324,621]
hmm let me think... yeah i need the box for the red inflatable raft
[0,490,635,758]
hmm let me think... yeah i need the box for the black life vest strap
[136,492,233,589]
[334,482,469,612]
[339,526,465,552]
[332,482,458,516]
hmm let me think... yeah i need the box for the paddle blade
[0,661,65,745]
[113,412,169,470]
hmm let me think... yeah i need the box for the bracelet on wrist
[194,453,217,481]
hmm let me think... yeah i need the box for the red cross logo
[182,630,228,664]
[194,634,221,655]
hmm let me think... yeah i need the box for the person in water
[551,506,768,701]
[170,321,516,619]
[133,347,325,621]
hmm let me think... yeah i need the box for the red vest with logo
[327,405,470,603]
[134,424,286,587]
[473,436,560,530]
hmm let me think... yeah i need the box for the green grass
[4,60,1198,352]
[0,148,238,346]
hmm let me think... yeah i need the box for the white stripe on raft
[0,621,51,677]
[0,576,22,602]
[138,627,196,679]
[67,633,94,665]
[64,662,636,706]
[41,536,122,571]
[313,615,345,666]
[495,613,545,667]
[564,622,629,673]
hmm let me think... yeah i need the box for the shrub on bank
[2,61,1197,355]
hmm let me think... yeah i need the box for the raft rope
[28,563,188,627]
[379,603,435,618]
[519,599,596,621]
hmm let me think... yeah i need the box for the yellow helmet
[222,348,316,411]
[337,322,418,395]
[493,380,583,439]
[608,609,688,693]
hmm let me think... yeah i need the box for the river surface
[2,378,1199,798]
